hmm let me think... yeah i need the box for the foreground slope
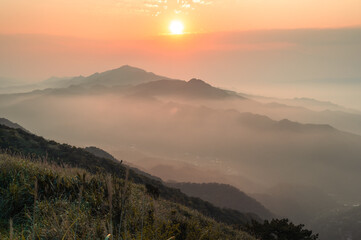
[0,153,255,240]
[0,124,258,225]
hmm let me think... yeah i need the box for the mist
[1,84,361,200]
[1,27,361,109]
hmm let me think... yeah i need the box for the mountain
[41,65,173,89]
[1,66,361,237]
[167,182,273,220]
[79,65,171,87]
[84,146,118,162]
[1,79,361,203]
[241,93,357,113]
[128,78,243,100]
[0,152,255,240]
[0,124,259,225]
[0,117,28,132]
[0,65,173,94]
[238,93,361,135]
[84,146,163,182]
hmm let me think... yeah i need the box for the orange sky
[1,0,360,39]
[1,0,361,109]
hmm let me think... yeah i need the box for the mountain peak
[188,78,209,86]
[118,65,147,73]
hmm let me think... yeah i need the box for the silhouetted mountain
[167,182,273,220]
[129,78,243,100]
[0,66,173,94]
[84,146,163,182]
[275,119,334,132]
[60,65,173,88]
[84,146,118,162]
[0,117,28,132]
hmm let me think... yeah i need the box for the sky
[0,0,361,108]
[1,0,361,38]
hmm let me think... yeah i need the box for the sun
[169,20,184,35]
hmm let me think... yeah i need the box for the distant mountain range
[0,65,172,94]
[1,65,361,239]
[41,65,172,89]
[31,65,361,135]
[128,78,243,100]
[1,66,361,200]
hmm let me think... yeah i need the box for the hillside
[0,118,28,132]
[84,146,118,162]
[0,124,259,226]
[0,153,255,240]
[167,182,274,220]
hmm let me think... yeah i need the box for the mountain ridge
[0,117,29,132]
[167,182,274,220]
[128,78,244,100]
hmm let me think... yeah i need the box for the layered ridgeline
[40,65,172,89]
[1,65,361,239]
[0,65,173,94]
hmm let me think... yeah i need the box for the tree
[244,218,319,240]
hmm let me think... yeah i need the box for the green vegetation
[0,153,255,240]
[244,219,319,240]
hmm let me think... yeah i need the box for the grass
[0,153,255,240]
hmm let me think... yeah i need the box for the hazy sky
[1,0,361,38]
[1,0,361,108]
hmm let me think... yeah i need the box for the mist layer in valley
[1,66,361,239]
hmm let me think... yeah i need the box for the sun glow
[169,20,184,35]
